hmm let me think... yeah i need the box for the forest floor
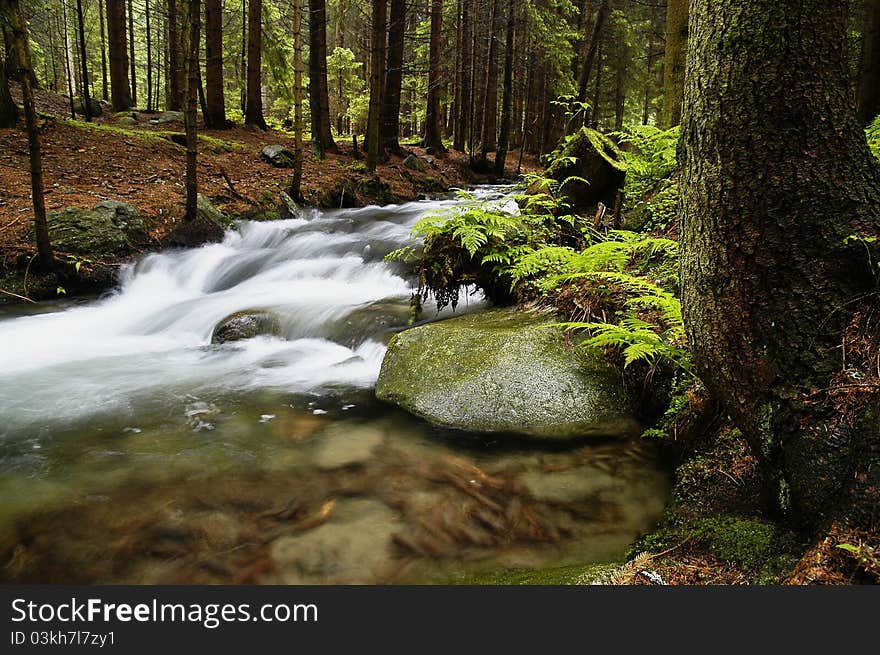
[0,84,536,300]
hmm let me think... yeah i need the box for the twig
[0,287,35,303]
[218,166,246,201]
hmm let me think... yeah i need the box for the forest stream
[0,188,669,584]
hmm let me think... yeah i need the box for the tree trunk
[308,0,336,155]
[244,0,267,128]
[167,0,182,110]
[128,0,137,106]
[75,0,92,121]
[0,50,17,127]
[107,0,132,111]
[424,0,445,152]
[478,0,501,158]
[382,0,405,154]
[660,0,688,128]
[2,0,54,269]
[366,0,386,172]
[204,0,226,128]
[184,0,200,220]
[858,0,880,125]
[60,4,76,118]
[453,0,471,152]
[146,0,152,110]
[290,0,304,199]
[494,0,514,177]
[680,0,880,529]
[240,0,246,113]
[98,0,109,100]
[576,0,607,106]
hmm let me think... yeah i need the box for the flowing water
[0,189,669,584]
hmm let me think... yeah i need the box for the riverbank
[0,85,536,302]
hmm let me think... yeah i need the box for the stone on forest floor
[375,308,639,440]
[261,144,297,168]
[151,111,184,124]
[163,194,231,247]
[402,154,426,172]
[41,200,146,255]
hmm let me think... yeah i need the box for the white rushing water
[0,190,513,437]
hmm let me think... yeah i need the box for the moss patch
[441,562,620,585]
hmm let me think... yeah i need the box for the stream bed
[0,189,669,583]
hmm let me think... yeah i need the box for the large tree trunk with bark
[244,0,266,128]
[184,0,200,220]
[308,0,336,155]
[2,0,54,269]
[424,0,445,153]
[0,51,16,127]
[660,0,688,128]
[366,0,386,172]
[680,0,880,531]
[382,0,405,154]
[858,0,880,125]
[128,0,137,106]
[204,0,226,128]
[106,0,132,111]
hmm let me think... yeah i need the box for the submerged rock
[541,127,627,211]
[375,308,639,440]
[211,309,282,344]
[268,499,402,584]
[261,144,297,168]
[313,423,384,469]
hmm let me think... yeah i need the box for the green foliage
[615,125,681,231]
[867,115,880,160]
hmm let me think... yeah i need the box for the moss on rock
[375,308,639,440]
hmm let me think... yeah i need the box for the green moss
[691,516,778,569]
[60,119,245,153]
[440,563,620,585]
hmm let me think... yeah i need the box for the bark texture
[366,0,386,172]
[0,51,17,128]
[184,0,200,220]
[2,0,54,268]
[382,0,405,153]
[106,0,132,111]
[660,0,688,128]
[859,0,880,125]
[204,0,226,128]
[308,0,336,154]
[244,0,266,128]
[679,0,880,529]
[424,0,445,152]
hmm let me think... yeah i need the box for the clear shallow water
[0,189,669,584]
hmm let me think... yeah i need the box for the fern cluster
[868,115,880,161]
[615,125,681,232]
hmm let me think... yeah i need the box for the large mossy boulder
[541,127,627,211]
[43,200,145,255]
[375,308,639,440]
[211,309,282,344]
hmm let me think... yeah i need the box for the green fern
[868,115,880,161]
